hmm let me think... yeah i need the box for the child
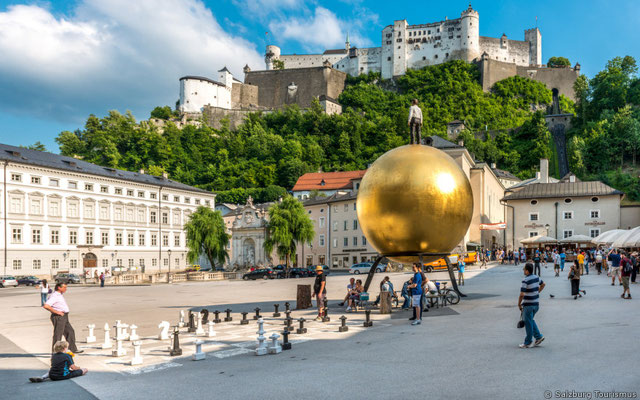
[30,341,87,383]
[458,258,465,286]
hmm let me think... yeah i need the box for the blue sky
[0,0,638,152]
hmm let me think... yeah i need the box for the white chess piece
[112,322,127,357]
[207,321,216,338]
[255,318,267,356]
[86,324,96,343]
[130,341,143,365]
[101,323,112,349]
[195,315,205,336]
[158,321,170,340]
[129,324,139,341]
[121,323,130,340]
[193,340,205,361]
[268,332,282,354]
[179,310,185,328]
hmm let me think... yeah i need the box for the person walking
[99,273,105,288]
[595,249,603,275]
[43,283,82,354]
[407,99,423,145]
[311,265,327,321]
[620,252,632,299]
[631,252,638,284]
[577,251,585,275]
[532,253,541,276]
[518,263,545,348]
[553,250,560,277]
[408,263,423,325]
[401,278,412,310]
[609,249,622,286]
[39,279,50,306]
[569,260,586,300]
[559,249,566,272]
[514,249,519,266]
[458,258,465,286]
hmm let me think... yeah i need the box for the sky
[0,0,638,152]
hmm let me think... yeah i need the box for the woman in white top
[39,279,50,306]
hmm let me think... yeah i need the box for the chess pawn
[195,315,205,336]
[193,340,205,361]
[207,321,216,338]
[130,341,143,365]
[129,324,139,341]
[179,310,185,328]
[255,318,267,356]
[101,323,112,349]
[268,333,282,354]
[86,324,96,343]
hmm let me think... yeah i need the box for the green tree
[184,207,230,269]
[21,141,47,151]
[272,59,285,70]
[547,57,571,68]
[150,106,174,120]
[263,196,314,273]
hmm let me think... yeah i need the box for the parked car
[242,268,276,280]
[348,262,386,274]
[185,265,201,272]
[423,255,459,272]
[307,265,331,276]
[54,273,81,284]
[272,265,309,278]
[17,276,41,286]
[0,276,18,288]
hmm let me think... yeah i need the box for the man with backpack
[408,263,423,325]
[620,252,632,299]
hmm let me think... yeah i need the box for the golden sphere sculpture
[357,144,473,264]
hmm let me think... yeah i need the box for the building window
[127,233,134,246]
[51,229,59,244]
[529,231,539,237]
[116,233,122,245]
[31,176,41,184]
[161,194,168,201]
[162,234,169,246]
[353,203,356,211]
[138,191,145,198]
[99,205,109,220]
[319,235,325,247]
[13,260,22,270]
[52,260,60,269]
[563,230,573,239]
[333,221,338,232]
[205,200,210,206]
[86,231,93,245]
[49,201,60,217]
[102,259,108,268]
[49,178,59,187]
[115,188,122,195]
[12,228,22,243]
[151,234,157,246]
[11,173,21,182]
[184,197,190,204]
[344,204,348,212]
[68,181,77,189]
[150,211,157,223]
[344,221,348,231]
[353,236,358,246]
[174,196,180,202]
[344,237,348,246]
[33,259,41,270]
[174,235,180,247]
[164,258,169,267]
[70,259,78,269]
[150,193,157,199]
[101,232,109,245]
[69,231,77,245]
[140,259,145,267]
[529,213,539,221]
[117,259,123,267]
[591,197,599,202]
[175,258,179,267]
[362,236,367,246]
[333,238,338,248]
[126,208,134,221]
[173,213,180,226]
[127,189,134,196]
[563,211,573,220]
[319,217,325,228]
[530,200,538,205]
[68,202,78,218]
[590,210,600,219]
[138,209,145,223]
[353,220,358,230]
[589,228,600,238]
[101,186,108,193]
[30,198,42,215]
[84,203,94,219]
[129,259,134,268]
[162,212,168,224]
[10,197,22,213]
[85,183,93,191]
[31,228,42,244]
[564,198,572,204]
[114,207,123,221]
[139,234,145,246]
[195,199,201,205]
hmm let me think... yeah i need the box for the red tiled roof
[292,170,366,191]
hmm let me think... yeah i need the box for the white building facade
[265,6,541,79]
[0,145,216,278]
[179,67,234,113]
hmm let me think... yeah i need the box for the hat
[315,265,323,271]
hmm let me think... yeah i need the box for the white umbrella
[559,234,594,243]
[611,226,640,248]
[592,229,627,245]
[521,235,557,244]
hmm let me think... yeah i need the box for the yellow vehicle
[185,265,201,272]
[423,252,476,272]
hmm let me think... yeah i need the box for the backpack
[622,259,633,274]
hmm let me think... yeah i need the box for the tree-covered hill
[54,58,640,202]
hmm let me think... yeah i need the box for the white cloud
[268,6,375,51]
[0,0,264,123]
[234,0,301,14]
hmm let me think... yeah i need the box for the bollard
[283,310,292,325]
[363,310,373,327]
[253,307,262,320]
[188,312,196,333]
[296,318,307,334]
[281,329,292,350]
[273,304,281,318]
[284,317,293,332]
[224,309,233,322]
[193,340,205,361]
[284,302,291,313]
[339,315,349,332]
[322,298,330,322]
[200,309,209,324]
[169,326,182,356]
[240,312,249,325]
[213,310,221,324]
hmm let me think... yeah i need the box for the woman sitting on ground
[347,279,363,311]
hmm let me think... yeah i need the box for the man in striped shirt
[518,263,546,348]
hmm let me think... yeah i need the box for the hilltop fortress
[177,6,579,128]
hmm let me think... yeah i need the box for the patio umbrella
[611,226,640,248]
[559,234,594,244]
[521,235,557,244]
[592,229,627,245]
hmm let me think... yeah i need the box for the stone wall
[244,66,347,109]
[231,82,259,108]
[202,106,270,130]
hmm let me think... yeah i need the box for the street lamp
[545,224,550,236]
[168,249,172,274]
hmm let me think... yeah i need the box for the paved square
[1,264,638,399]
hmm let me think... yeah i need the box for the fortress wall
[516,66,579,102]
[231,82,259,108]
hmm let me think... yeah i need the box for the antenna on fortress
[535,16,538,28]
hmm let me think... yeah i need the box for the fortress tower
[525,28,541,66]
[460,5,480,62]
[265,45,281,70]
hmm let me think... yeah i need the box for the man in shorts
[609,249,622,286]
[621,252,632,299]
[311,266,326,321]
[553,250,560,277]
[408,263,423,325]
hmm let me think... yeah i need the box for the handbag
[48,288,52,294]
[517,312,525,329]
